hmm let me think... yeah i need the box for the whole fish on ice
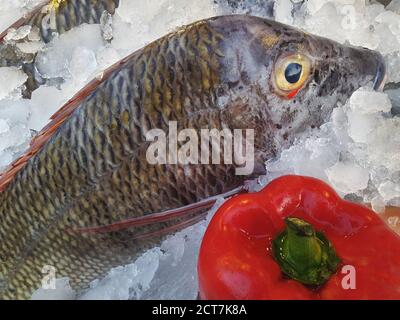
[0,14,386,299]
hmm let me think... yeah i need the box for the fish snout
[345,46,387,92]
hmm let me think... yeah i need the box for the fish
[0,0,120,98]
[0,15,386,299]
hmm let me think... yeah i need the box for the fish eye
[273,54,312,99]
[285,63,302,83]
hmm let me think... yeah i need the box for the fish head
[210,15,387,172]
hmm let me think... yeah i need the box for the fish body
[0,15,386,299]
[0,0,120,97]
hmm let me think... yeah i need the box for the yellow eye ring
[273,53,312,98]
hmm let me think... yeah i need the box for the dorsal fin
[0,1,48,42]
[0,50,136,192]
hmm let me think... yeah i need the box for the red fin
[131,212,209,241]
[0,1,48,42]
[70,186,248,234]
[0,49,136,193]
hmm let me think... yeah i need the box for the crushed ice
[1,0,399,299]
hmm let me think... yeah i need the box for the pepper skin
[198,175,400,299]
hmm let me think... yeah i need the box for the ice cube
[366,3,386,21]
[388,0,400,14]
[111,0,218,55]
[0,122,30,152]
[68,47,97,83]
[0,151,12,170]
[4,25,31,41]
[304,0,328,16]
[371,195,386,213]
[349,89,392,114]
[378,180,400,201]
[28,26,41,42]
[160,234,185,267]
[375,23,400,54]
[346,111,377,144]
[96,47,121,70]
[0,98,30,123]
[375,10,400,28]
[326,162,370,194]
[0,119,10,134]
[35,24,104,80]
[385,51,400,83]
[365,117,400,173]
[274,0,294,25]
[28,86,67,131]
[16,41,44,54]
[0,67,28,100]
[303,3,345,43]
[265,127,340,185]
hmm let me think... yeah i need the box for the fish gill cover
[0,0,398,299]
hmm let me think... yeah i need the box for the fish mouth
[373,59,387,91]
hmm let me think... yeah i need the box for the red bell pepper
[198,175,400,299]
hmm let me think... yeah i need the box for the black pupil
[285,63,302,84]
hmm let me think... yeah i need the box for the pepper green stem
[272,217,340,286]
